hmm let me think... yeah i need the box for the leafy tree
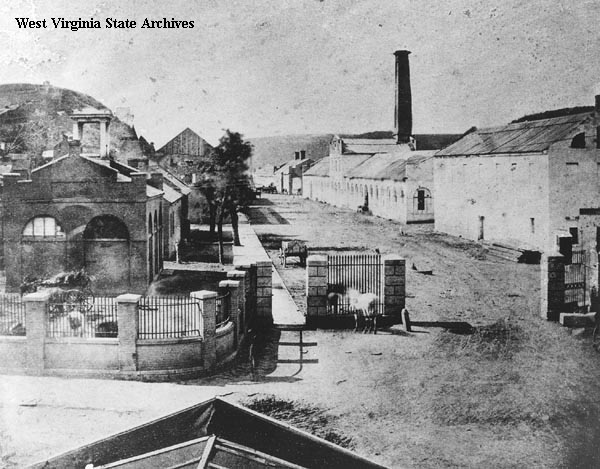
[196,130,254,262]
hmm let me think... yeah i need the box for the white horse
[346,288,380,334]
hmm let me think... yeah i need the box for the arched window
[148,214,153,233]
[84,215,129,240]
[571,132,586,149]
[413,187,432,212]
[23,216,65,237]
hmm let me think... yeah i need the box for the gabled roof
[274,158,313,174]
[342,138,398,154]
[346,151,434,181]
[303,157,330,177]
[32,397,387,469]
[436,112,591,156]
[157,127,214,155]
[161,183,183,203]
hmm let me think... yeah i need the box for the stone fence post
[228,269,247,337]
[383,255,406,321]
[219,280,241,346]
[541,254,565,321]
[306,255,328,328]
[255,260,273,327]
[24,291,50,372]
[191,290,217,371]
[116,294,141,372]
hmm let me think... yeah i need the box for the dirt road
[245,194,600,468]
[4,194,600,468]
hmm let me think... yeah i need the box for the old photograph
[0,0,599,467]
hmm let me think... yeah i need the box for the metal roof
[303,157,330,177]
[436,112,591,156]
[346,151,434,181]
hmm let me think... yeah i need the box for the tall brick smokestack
[394,50,412,144]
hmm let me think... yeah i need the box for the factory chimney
[394,50,412,144]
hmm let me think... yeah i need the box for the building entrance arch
[83,215,130,293]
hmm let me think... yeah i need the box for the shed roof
[32,397,387,469]
[303,157,330,177]
[346,151,434,181]
[342,138,398,154]
[436,112,591,156]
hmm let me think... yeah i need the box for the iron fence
[327,254,384,316]
[138,296,202,339]
[565,249,587,310]
[46,291,118,338]
[216,292,231,329]
[0,294,25,336]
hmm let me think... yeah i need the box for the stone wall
[0,284,248,381]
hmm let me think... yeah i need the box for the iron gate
[565,249,587,311]
[327,254,383,315]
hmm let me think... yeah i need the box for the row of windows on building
[308,179,431,209]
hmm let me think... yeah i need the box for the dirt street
[3,194,600,468]
[244,194,600,468]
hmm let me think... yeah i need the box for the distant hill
[248,134,333,172]
[0,83,145,160]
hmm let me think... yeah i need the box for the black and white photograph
[1,1,600,467]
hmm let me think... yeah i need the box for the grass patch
[435,318,525,360]
[243,395,354,449]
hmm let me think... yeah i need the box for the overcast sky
[0,0,599,147]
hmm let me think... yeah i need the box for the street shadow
[411,321,475,335]
[246,205,290,225]
[256,233,306,251]
[185,328,303,385]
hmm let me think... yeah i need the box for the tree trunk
[217,207,225,264]
[209,204,217,234]
[230,206,241,246]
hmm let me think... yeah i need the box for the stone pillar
[227,269,247,338]
[219,280,240,345]
[383,255,406,321]
[99,121,108,158]
[234,263,256,330]
[116,294,141,371]
[192,290,217,370]
[541,254,566,321]
[24,291,50,372]
[255,260,273,327]
[306,255,328,329]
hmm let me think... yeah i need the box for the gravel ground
[3,194,600,468]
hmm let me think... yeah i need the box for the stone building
[1,112,188,294]
[302,50,459,223]
[273,154,314,194]
[154,127,214,223]
[435,101,600,253]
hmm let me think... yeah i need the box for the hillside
[0,83,144,160]
[248,134,332,172]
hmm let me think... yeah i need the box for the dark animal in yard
[347,288,380,334]
[412,263,418,271]
[9,323,25,336]
[96,321,118,338]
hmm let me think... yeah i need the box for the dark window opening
[571,132,586,148]
[417,190,425,211]
[569,227,579,245]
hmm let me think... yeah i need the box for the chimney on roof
[68,140,81,158]
[595,94,600,149]
[294,151,300,160]
[148,172,163,190]
[394,50,412,144]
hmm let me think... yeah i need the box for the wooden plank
[277,359,319,364]
[278,341,318,346]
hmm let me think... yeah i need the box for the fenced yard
[0,294,25,336]
[327,254,383,316]
[138,296,203,339]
